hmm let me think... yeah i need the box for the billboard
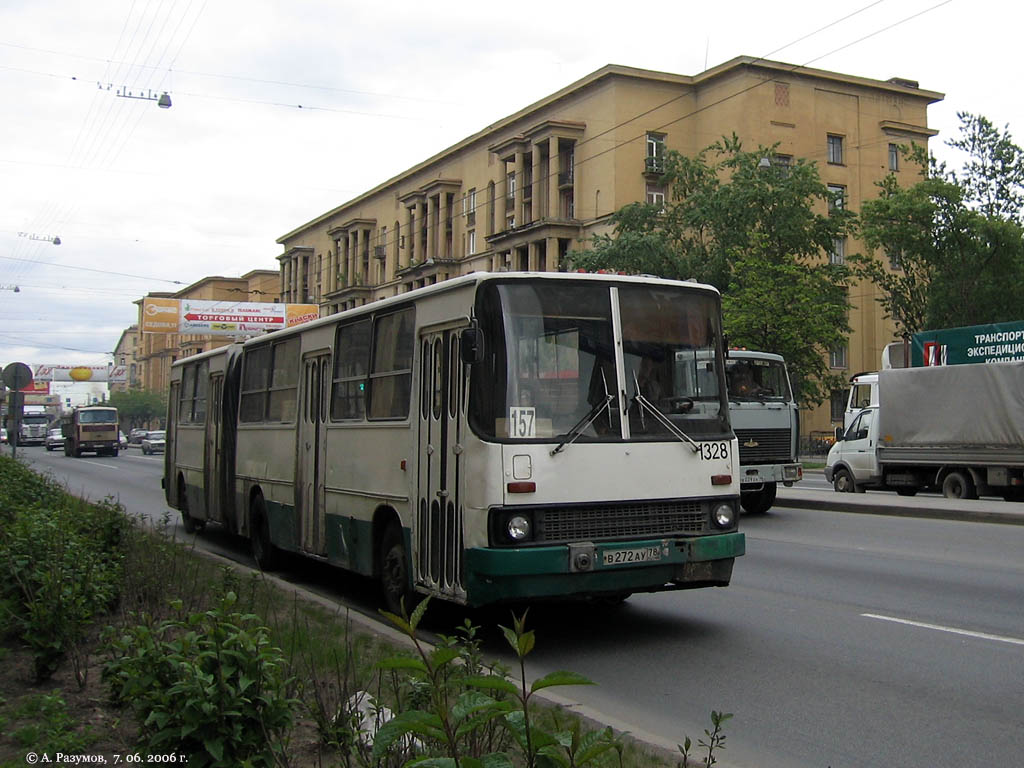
[33,365,128,383]
[912,320,1024,366]
[141,298,319,336]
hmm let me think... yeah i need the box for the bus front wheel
[251,496,281,570]
[380,524,413,616]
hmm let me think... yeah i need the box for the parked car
[119,431,129,450]
[141,430,166,455]
[1,426,7,444]
[129,428,149,444]
[45,428,65,451]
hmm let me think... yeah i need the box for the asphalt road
[8,445,1024,768]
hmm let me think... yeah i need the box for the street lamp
[110,85,172,109]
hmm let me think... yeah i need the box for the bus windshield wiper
[551,369,614,456]
[631,371,700,453]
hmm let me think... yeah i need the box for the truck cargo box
[878,362,1024,455]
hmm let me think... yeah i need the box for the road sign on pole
[3,362,33,459]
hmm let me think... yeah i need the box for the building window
[829,237,846,265]
[889,143,900,172]
[888,247,903,271]
[646,184,666,211]
[506,171,516,202]
[830,346,848,370]
[827,134,844,165]
[830,389,846,422]
[827,184,846,214]
[467,230,477,255]
[465,188,476,227]
[645,132,665,173]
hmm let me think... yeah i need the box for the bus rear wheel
[251,495,281,570]
[380,523,413,616]
[179,478,200,534]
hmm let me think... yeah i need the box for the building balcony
[644,156,666,175]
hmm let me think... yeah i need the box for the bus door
[416,328,467,601]
[298,352,331,556]
[204,374,223,523]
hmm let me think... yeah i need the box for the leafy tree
[108,388,166,430]
[854,116,1024,336]
[570,135,854,406]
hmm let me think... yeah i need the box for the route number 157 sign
[509,406,536,438]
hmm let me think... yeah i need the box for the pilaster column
[531,143,543,223]
[415,200,427,263]
[440,193,450,259]
[546,237,560,272]
[426,196,437,262]
[548,137,560,219]
[513,152,525,226]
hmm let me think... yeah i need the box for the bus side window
[332,319,371,421]
[267,338,300,422]
[369,308,415,420]
[240,346,271,422]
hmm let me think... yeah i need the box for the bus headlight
[712,503,736,529]
[507,515,532,542]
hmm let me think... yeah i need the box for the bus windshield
[469,279,730,442]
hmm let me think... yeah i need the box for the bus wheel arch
[375,507,413,616]
[249,488,281,570]
[178,474,200,534]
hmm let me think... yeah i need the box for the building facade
[276,56,943,438]
[133,269,280,394]
[111,324,139,393]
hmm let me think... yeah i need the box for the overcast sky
[0,0,1013,374]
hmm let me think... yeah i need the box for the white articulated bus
[165,272,744,610]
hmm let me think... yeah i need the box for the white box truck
[825,362,1024,500]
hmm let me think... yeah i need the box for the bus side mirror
[460,327,483,364]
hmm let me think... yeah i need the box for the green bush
[0,457,126,682]
[103,591,299,767]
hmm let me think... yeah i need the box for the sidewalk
[780,469,1024,526]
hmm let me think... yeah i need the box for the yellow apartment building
[133,269,280,394]
[276,55,943,439]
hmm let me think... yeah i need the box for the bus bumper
[463,532,745,605]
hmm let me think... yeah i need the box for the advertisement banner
[141,297,181,334]
[141,299,319,335]
[912,320,1024,366]
[44,365,115,383]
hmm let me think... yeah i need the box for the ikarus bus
[165,272,744,610]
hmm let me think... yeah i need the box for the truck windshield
[23,415,48,424]
[468,279,730,443]
[726,358,792,402]
[79,410,117,424]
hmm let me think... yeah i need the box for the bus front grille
[534,500,707,542]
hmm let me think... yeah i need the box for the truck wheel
[942,471,977,500]
[832,467,856,493]
[379,523,413,616]
[741,483,777,514]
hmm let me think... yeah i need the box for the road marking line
[861,613,1024,647]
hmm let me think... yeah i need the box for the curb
[776,491,1024,526]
